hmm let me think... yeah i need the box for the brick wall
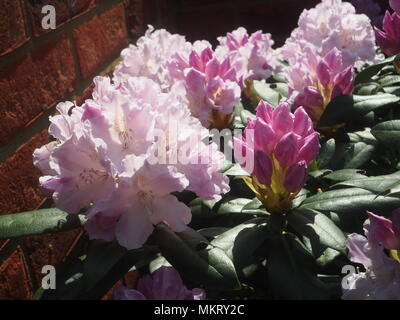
[0,0,144,299]
[0,0,389,300]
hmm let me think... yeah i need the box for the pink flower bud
[271,103,294,140]
[255,100,274,123]
[254,150,273,186]
[254,119,275,155]
[332,66,355,98]
[288,48,355,122]
[297,132,320,164]
[375,11,400,56]
[293,107,313,136]
[316,60,332,87]
[234,100,320,212]
[274,132,299,168]
[284,161,308,193]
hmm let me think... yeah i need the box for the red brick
[70,0,96,19]
[99,4,128,55]
[0,36,76,144]
[26,0,71,37]
[24,228,83,287]
[0,247,32,299]
[0,0,29,56]
[74,4,128,79]
[31,36,77,109]
[0,130,49,216]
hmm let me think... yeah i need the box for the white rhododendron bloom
[281,0,378,69]
[33,76,230,250]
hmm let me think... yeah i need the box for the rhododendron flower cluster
[281,0,377,70]
[33,76,230,250]
[114,267,206,300]
[234,101,320,213]
[375,11,400,57]
[215,27,279,84]
[114,25,191,91]
[169,42,242,129]
[286,48,355,122]
[343,210,400,300]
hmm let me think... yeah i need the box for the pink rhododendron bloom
[233,101,320,213]
[113,25,191,90]
[342,210,400,300]
[33,76,230,250]
[215,27,279,83]
[281,0,377,70]
[390,0,400,14]
[170,42,242,129]
[375,11,400,57]
[285,48,355,122]
[114,267,206,300]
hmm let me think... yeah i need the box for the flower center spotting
[78,168,108,187]
[136,175,155,216]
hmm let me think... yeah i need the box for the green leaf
[288,208,346,253]
[300,188,400,232]
[149,255,171,274]
[216,197,254,214]
[0,209,85,239]
[319,94,400,127]
[233,103,245,129]
[240,110,256,127]
[219,162,250,177]
[212,218,269,279]
[152,224,240,291]
[355,54,400,85]
[252,81,288,106]
[301,237,342,268]
[371,120,400,150]
[378,75,400,87]
[330,141,375,170]
[292,188,310,208]
[267,233,330,299]
[40,240,152,300]
[317,138,336,169]
[333,171,400,193]
[324,169,367,182]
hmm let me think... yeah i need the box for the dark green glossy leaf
[319,94,400,127]
[288,208,346,253]
[267,233,330,299]
[0,209,84,239]
[333,171,400,193]
[301,187,400,232]
[371,120,400,150]
[355,54,400,85]
[324,169,367,182]
[212,218,269,279]
[152,224,240,291]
